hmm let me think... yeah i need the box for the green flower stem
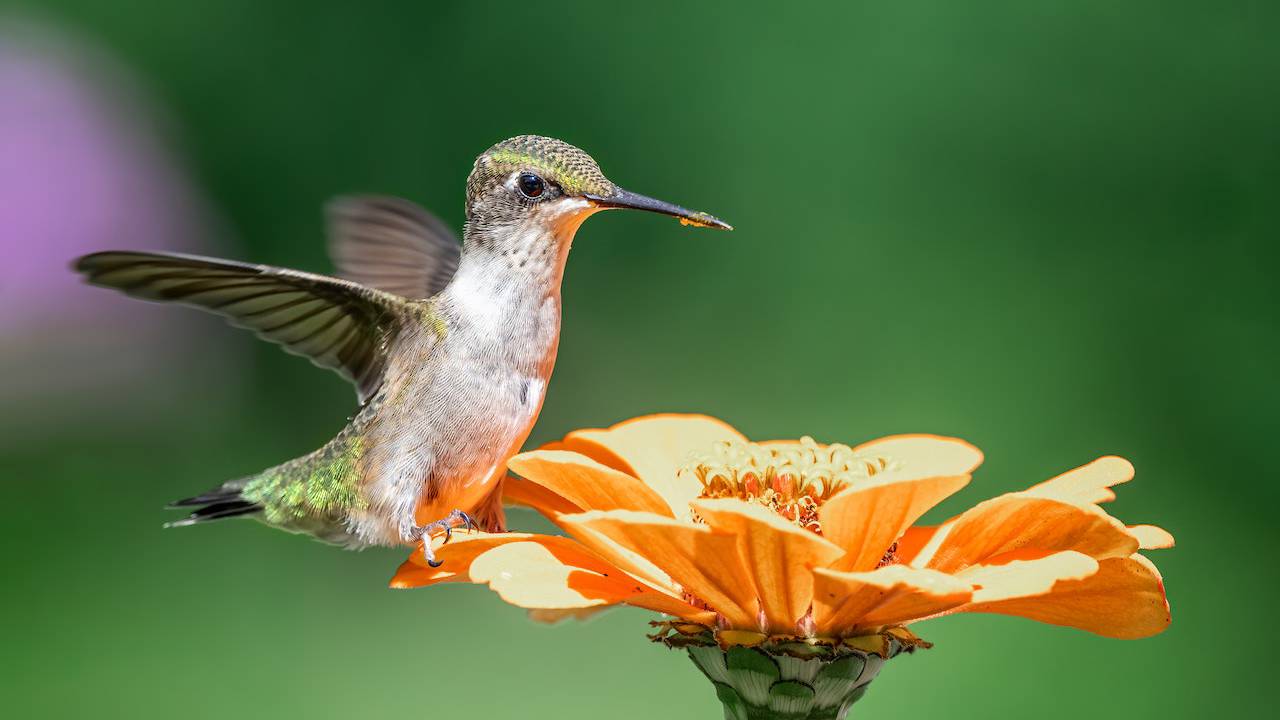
[687,646,887,720]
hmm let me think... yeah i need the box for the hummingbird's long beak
[584,188,733,230]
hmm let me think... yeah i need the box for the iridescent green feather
[244,436,367,526]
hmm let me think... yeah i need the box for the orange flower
[392,414,1172,645]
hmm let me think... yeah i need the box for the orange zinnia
[393,414,1172,719]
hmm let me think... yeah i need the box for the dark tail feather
[169,488,243,508]
[167,485,261,527]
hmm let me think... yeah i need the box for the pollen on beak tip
[680,214,733,231]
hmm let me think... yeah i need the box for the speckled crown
[467,135,615,200]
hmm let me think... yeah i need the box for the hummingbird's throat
[680,438,898,535]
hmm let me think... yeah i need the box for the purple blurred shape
[0,19,238,431]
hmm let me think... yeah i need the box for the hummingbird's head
[463,135,731,251]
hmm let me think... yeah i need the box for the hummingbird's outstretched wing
[74,251,409,403]
[326,196,461,300]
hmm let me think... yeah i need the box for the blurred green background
[2,1,1275,717]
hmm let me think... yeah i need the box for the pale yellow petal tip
[507,448,593,469]
[563,414,748,455]
[1028,455,1136,505]
[589,412,747,437]
[1098,455,1137,478]
[1128,524,1175,550]
[851,434,985,484]
[470,542,611,610]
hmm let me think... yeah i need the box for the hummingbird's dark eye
[517,172,545,199]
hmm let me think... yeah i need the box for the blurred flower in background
[0,16,237,438]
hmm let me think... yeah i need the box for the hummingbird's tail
[166,481,262,527]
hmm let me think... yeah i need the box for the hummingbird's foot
[417,509,478,568]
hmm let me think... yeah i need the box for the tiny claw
[422,535,444,567]
[417,509,479,567]
[451,509,478,533]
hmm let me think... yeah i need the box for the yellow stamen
[680,437,897,534]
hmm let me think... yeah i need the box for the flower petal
[535,534,708,619]
[508,450,672,516]
[960,554,1171,639]
[1023,456,1134,505]
[560,414,747,517]
[1128,524,1175,550]
[564,566,717,621]
[559,509,759,629]
[547,518,680,594]
[895,524,940,565]
[811,565,972,636]
[428,539,714,622]
[957,550,1100,603]
[469,541,621,609]
[502,474,582,516]
[526,607,610,624]
[820,475,970,572]
[504,475,682,596]
[389,532,614,588]
[915,494,1139,573]
[389,558,443,589]
[850,434,984,483]
[691,498,845,631]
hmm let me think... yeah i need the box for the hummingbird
[75,135,730,565]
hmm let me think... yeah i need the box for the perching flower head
[392,414,1172,718]
[394,413,1170,639]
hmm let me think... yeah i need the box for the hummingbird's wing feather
[75,251,409,403]
[326,196,461,300]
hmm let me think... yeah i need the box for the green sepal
[714,682,750,720]
[725,647,781,706]
[674,626,920,719]
[767,680,816,717]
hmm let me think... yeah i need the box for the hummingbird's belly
[410,370,547,528]
[352,333,556,546]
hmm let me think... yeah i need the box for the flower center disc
[681,437,894,534]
